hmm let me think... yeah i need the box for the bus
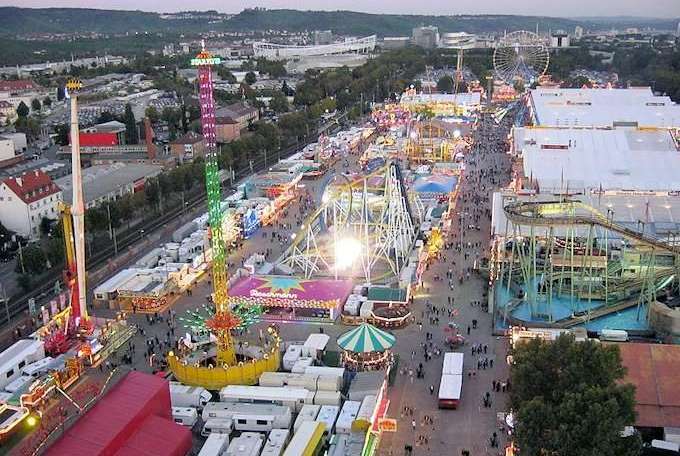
[283,421,326,456]
[438,374,462,409]
[442,352,464,376]
[219,386,313,412]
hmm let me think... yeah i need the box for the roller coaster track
[504,200,680,255]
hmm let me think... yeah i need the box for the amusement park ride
[167,42,279,390]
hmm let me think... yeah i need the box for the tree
[245,71,257,85]
[511,335,640,456]
[97,111,116,124]
[17,245,47,275]
[217,67,237,83]
[436,75,454,93]
[123,103,138,144]
[270,91,289,113]
[17,274,32,293]
[43,96,52,108]
[54,124,69,146]
[39,217,52,236]
[16,101,29,118]
[31,98,41,112]
[145,106,160,124]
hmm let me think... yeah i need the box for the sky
[2,0,679,18]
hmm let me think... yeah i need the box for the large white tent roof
[529,87,680,128]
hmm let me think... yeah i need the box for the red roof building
[47,371,191,456]
[617,343,680,428]
[0,170,62,238]
[0,80,38,93]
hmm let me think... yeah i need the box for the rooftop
[55,163,162,205]
[2,170,60,204]
[617,343,680,428]
[514,127,680,192]
[529,87,680,128]
[170,131,204,145]
[216,102,258,119]
[0,80,38,92]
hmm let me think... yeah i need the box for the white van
[201,418,234,437]
[172,406,198,427]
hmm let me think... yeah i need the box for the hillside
[0,7,227,35]
[226,9,585,36]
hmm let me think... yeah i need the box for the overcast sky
[3,0,679,18]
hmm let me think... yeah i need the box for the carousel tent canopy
[337,323,396,353]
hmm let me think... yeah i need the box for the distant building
[215,116,241,144]
[574,26,584,40]
[381,37,410,50]
[73,120,127,147]
[314,30,333,46]
[55,162,162,209]
[550,31,570,48]
[439,32,477,49]
[0,100,15,125]
[170,131,206,163]
[677,21,680,37]
[0,79,44,112]
[412,26,439,49]
[0,170,62,238]
[216,103,260,131]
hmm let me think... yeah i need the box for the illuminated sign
[378,418,397,432]
[191,57,222,66]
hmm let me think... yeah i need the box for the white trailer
[219,385,313,412]
[198,433,230,456]
[313,390,342,407]
[0,339,45,390]
[170,381,212,409]
[201,418,233,437]
[304,366,345,381]
[282,344,303,371]
[442,352,464,376]
[172,406,198,427]
[225,432,264,456]
[260,429,290,456]
[335,401,361,434]
[294,404,321,432]
[202,402,292,431]
[315,405,340,435]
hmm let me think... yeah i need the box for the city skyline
[1,0,679,19]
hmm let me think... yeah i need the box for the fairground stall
[227,276,354,322]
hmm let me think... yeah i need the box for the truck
[170,382,212,409]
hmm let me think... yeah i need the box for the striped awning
[337,323,396,353]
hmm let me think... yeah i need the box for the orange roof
[2,170,60,205]
[617,343,680,428]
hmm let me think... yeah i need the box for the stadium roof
[528,87,680,128]
[514,127,680,192]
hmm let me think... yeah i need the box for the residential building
[55,163,162,209]
[170,132,206,163]
[0,170,62,238]
[314,30,333,46]
[0,100,14,125]
[0,79,44,112]
[412,26,439,49]
[216,117,241,143]
[216,102,260,131]
[2,133,27,154]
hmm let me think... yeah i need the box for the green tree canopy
[270,91,289,113]
[511,335,640,456]
[145,106,160,123]
[436,75,454,93]
[31,98,41,112]
[123,103,138,144]
[16,101,29,118]
[245,71,257,85]
[43,96,52,107]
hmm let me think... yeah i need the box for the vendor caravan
[250,289,297,300]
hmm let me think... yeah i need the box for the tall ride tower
[192,41,239,366]
[66,78,88,321]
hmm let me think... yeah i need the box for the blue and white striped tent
[336,323,396,353]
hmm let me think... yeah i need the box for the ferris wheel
[493,31,550,85]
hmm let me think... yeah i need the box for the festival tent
[337,323,396,353]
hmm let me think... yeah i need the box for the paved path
[378,112,514,456]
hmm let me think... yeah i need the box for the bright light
[26,416,37,427]
[322,192,331,204]
[453,129,461,138]
[335,237,361,270]
[291,233,297,240]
